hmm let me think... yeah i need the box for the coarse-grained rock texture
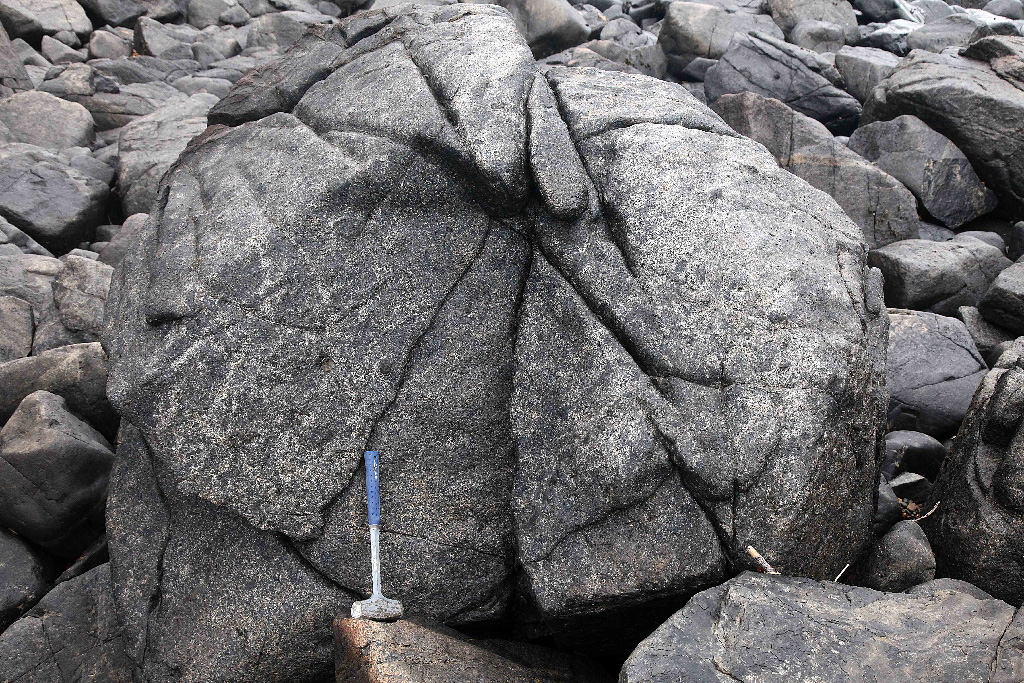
[103,4,889,680]
[924,361,1024,605]
[620,572,1024,682]
[334,616,613,682]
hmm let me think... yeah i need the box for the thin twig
[746,546,780,574]
[915,500,940,521]
[834,563,851,582]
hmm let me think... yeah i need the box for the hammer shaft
[369,524,382,598]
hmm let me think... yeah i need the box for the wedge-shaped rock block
[103,4,889,680]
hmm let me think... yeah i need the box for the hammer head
[351,596,403,621]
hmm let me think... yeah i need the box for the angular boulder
[0,564,131,682]
[117,92,219,215]
[103,4,888,680]
[851,519,936,592]
[849,114,998,228]
[887,310,988,439]
[0,294,32,362]
[658,1,783,61]
[867,234,1012,315]
[981,262,1024,334]
[834,45,900,103]
[0,143,110,253]
[0,22,32,96]
[0,0,92,42]
[0,526,50,630]
[924,362,1024,605]
[0,90,95,151]
[0,390,114,557]
[864,36,1024,213]
[705,30,863,134]
[766,0,857,34]
[712,91,918,247]
[621,572,1024,682]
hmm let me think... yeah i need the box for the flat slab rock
[621,572,1024,682]
[103,4,888,680]
[335,617,613,682]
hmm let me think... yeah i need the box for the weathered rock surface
[868,235,1012,315]
[0,91,95,151]
[766,0,857,35]
[117,92,218,215]
[0,390,114,557]
[0,526,50,630]
[0,0,92,42]
[834,45,899,103]
[658,1,782,61]
[850,115,997,228]
[334,617,613,682]
[0,564,132,682]
[981,262,1024,334]
[0,143,110,253]
[851,519,936,591]
[712,91,918,247]
[864,37,1024,213]
[924,362,1024,605]
[887,309,988,439]
[0,294,32,362]
[905,12,1021,54]
[0,342,116,436]
[961,303,1015,364]
[705,30,863,134]
[621,572,1024,682]
[103,4,888,679]
[0,22,32,96]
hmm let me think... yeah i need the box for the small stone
[852,520,936,592]
[884,429,948,481]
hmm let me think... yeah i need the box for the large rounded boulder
[102,4,889,680]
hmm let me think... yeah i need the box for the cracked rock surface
[103,4,888,679]
[621,571,1024,683]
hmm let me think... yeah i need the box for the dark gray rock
[834,45,900,103]
[960,304,1015,363]
[40,33,84,64]
[43,69,187,131]
[852,519,936,591]
[50,254,114,343]
[335,617,612,682]
[864,38,1024,213]
[0,342,116,436]
[0,390,114,557]
[248,10,334,51]
[884,429,947,480]
[890,469,932,502]
[78,0,145,26]
[0,526,50,630]
[575,36,666,77]
[621,572,1024,682]
[789,19,846,52]
[539,43,643,73]
[88,28,133,59]
[766,0,857,35]
[470,0,590,57]
[906,12,1021,53]
[851,0,922,22]
[1010,221,1024,260]
[867,235,1012,315]
[134,15,196,60]
[917,221,956,242]
[887,309,988,439]
[117,92,218,215]
[0,0,91,42]
[0,22,31,96]
[98,212,147,268]
[0,215,51,256]
[981,262,1024,334]
[0,90,94,151]
[924,362,1024,605]
[658,1,782,61]
[961,229,1006,252]
[102,4,888,678]
[705,30,863,134]
[0,295,32,362]
[187,0,235,27]
[0,143,109,254]
[875,476,903,534]
[0,564,132,682]
[849,115,997,228]
[711,91,918,247]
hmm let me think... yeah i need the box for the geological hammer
[351,450,404,621]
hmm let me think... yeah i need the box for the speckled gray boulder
[621,572,1024,682]
[924,361,1024,605]
[103,4,888,680]
[852,519,936,591]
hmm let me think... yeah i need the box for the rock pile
[0,0,1022,678]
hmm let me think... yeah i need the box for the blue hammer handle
[364,450,380,526]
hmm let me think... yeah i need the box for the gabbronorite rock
[103,4,888,680]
